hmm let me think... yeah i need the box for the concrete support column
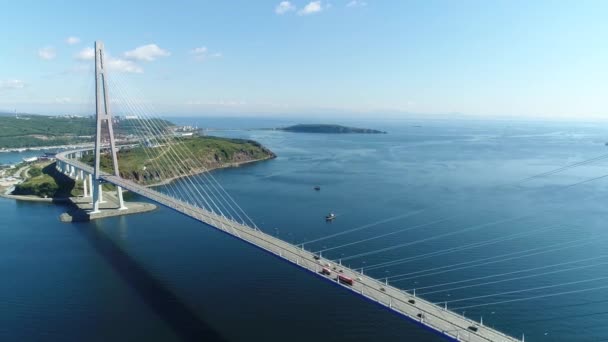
[116,186,127,210]
[83,173,89,197]
[99,183,105,203]
[91,179,101,214]
[76,169,83,181]
[88,174,93,200]
[91,180,105,214]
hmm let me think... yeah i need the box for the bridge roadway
[57,150,520,342]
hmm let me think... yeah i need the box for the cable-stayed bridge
[55,41,522,342]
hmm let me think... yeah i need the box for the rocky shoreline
[145,155,274,188]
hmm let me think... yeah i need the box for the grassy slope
[81,136,275,184]
[12,163,81,198]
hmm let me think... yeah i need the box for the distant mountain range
[276,124,386,134]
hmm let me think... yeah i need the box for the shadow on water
[75,223,228,342]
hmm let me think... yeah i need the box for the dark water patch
[75,223,227,342]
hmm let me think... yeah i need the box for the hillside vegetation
[0,114,173,148]
[80,136,275,184]
[12,163,81,198]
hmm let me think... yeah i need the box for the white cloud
[75,47,95,61]
[73,47,142,73]
[66,36,81,45]
[192,47,208,55]
[0,80,26,90]
[346,0,366,7]
[124,44,170,61]
[54,97,72,104]
[275,1,296,14]
[106,58,143,73]
[298,1,324,15]
[38,47,56,60]
[190,46,222,61]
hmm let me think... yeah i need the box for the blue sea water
[2,117,608,341]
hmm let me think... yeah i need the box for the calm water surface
[2,117,608,341]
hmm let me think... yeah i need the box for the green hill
[0,114,173,148]
[80,136,275,185]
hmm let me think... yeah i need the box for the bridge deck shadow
[75,223,227,342]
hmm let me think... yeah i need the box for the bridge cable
[107,77,203,208]
[110,74,232,219]
[413,254,608,292]
[314,214,461,254]
[109,76,218,215]
[364,221,564,273]
[299,210,425,248]
[451,283,608,311]
[112,73,256,228]
[355,172,608,275]
[441,274,608,306]
[127,88,258,228]
[297,148,608,259]
[339,215,527,263]
[513,153,608,185]
[421,259,608,296]
[392,235,600,283]
[134,107,240,222]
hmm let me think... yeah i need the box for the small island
[277,124,386,134]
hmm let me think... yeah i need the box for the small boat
[314,185,321,191]
[325,212,336,221]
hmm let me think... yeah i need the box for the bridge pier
[87,174,93,199]
[82,171,89,197]
[116,186,126,210]
[91,181,104,214]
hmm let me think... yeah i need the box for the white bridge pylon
[91,40,126,213]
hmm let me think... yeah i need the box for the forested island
[278,124,386,134]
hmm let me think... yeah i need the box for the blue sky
[0,0,607,119]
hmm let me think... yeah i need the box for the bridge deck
[57,151,520,342]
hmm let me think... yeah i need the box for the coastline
[145,155,274,188]
[0,155,275,203]
[0,192,69,203]
[0,143,94,154]
[0,139,138,154]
